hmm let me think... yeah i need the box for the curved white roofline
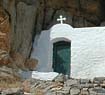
[50,24,73,31]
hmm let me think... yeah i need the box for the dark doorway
[53,41,71,76]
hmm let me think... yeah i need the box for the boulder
[0,66,21,87]
[24,58,38,70]
[1,88,23,95]
[70,87,80,95]
[93,77,105,83]
[22,80,31,93]
[53,74,65,83]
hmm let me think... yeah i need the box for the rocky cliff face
[0,0,105,68]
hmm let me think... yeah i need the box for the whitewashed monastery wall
[31,24,105,79]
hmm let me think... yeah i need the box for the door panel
[53,41,70,75]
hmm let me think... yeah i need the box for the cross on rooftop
[57,15,66,24]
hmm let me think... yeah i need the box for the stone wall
[1,76,105,95]
[29,77,105,95]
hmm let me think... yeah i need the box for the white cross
[57,15,66,24]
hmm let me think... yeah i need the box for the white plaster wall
[31,30,52,72]
[71,27,105,79]
[31,24,72,72]
[31,23,105,79]
[50,24,73,40]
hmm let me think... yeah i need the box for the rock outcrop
[0,7,11,66]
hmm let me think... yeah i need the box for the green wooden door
[53,41,71,76]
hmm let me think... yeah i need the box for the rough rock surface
[25,58,38,71]
[0,7,38,82]
[0,7,11,65]
[0,8,10,52]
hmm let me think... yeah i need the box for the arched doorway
[52,41,71,76]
